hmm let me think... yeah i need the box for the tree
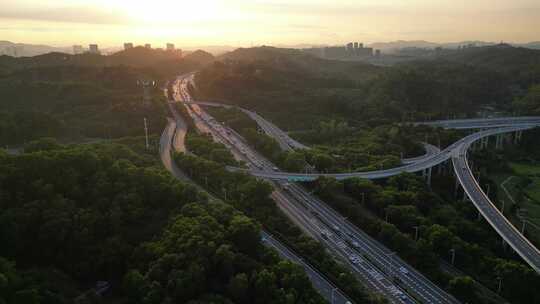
[227,215,261,255]
[514,84,540,115]
[448,276,477,304]
[227,273,249,303]
[312,153,334,171]
[24,137,63,153]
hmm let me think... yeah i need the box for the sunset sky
[1,0,539,47]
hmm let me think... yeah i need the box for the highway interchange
[169,72,540,303]
[165,76,353,304]
[171,74,463,304]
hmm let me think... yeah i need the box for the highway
[219,109,540,274]
[234,125,539,182]
[175,100,309,151]
[189,97,540,275]
[452,134,540,273]
[416,116,540,130]
[164,74,354,304]
[173,74,462,304]
[402,143,440,165]
[176,68,540,300]
[261,231,352,304]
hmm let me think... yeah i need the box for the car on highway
[399,266,409,274]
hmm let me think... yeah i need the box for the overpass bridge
[173,95,540,274]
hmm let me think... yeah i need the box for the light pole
[413,226,419,241]
[449,248,456,265]
[386,252,396,277]
[331,287,337,304]
[497,277,502,294]
[144,118,149,150]
[222,188,228,200]
[500,200,505,214]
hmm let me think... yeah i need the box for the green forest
[2,44,540,304]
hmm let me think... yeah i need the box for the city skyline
[0,0,539,47]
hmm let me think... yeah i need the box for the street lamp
[449,248,456,265]
[331,287,338,304]
[413,226,419,241]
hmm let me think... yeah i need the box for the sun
[117,0,221,24]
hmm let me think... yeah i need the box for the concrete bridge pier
[495,134,503,150]
[514,130,523,144]
[426,167,432,187]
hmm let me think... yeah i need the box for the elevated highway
[453,133,540,273]
[416,116,540,129]
[232,125,537,182]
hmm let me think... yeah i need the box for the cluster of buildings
[72,43,181,55]
[123,42,178,52]
[303,42,381,60]
[72,44,100,55]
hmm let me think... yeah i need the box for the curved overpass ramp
[417,116,540,129]
[233,125,539,181]
[402,143,441,164]
[452,126,540,274]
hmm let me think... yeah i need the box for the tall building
[124,43,134,50]
[73,45,83,55]
[166,43,175,51]
[89,44,99,54]
[145,43,152,49]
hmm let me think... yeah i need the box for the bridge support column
[454,177,460,198]
[496,134,502,150]
[426,167,432,187]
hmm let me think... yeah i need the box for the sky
[0,0,539,47]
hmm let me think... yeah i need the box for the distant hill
[0,41,71,57]
[0,47,215,77]
[0,47,213,71]
[368,40,441,52]
[366,40,540,53]
[439,44,540,72]
[519,41,540,50]
[431,44,540,89]
[184,50,215,65]
[219,46,382,81]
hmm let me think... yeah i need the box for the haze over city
[1,0,539,47]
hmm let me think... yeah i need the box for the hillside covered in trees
[195,45,540,130]
[0,48,215,146]
[0,143,327,304]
